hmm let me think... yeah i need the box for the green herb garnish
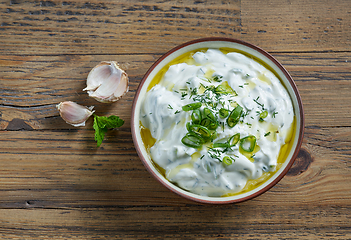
[264,132,271,137]
[93,114,124,147]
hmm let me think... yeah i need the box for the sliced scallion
[240,135,256,152]
[212,142,230,148]
[219,108,229,118]
[223,156,233,166]
[181,133,204,149]
[191,109,202,124]
[188,124,211,139]
[203,108,216,121]
[182,102,202,111]
[229,133,240,146]
[259,110,268,122]
[227,105,243,128]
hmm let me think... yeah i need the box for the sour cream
[140,49,294,197]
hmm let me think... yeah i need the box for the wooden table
[1,0,350,239]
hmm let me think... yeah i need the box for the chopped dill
[264,132,271,137]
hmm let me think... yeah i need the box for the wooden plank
[1,0,350,55]
[0,203,350,239]
[1,51,351,130]
[0,126,350,206]
[241,0,351,52]
[0,0,241,55]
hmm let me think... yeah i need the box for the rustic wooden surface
[1,0,351,239]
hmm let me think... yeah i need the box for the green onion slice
[213,142,230,148]
[188,124,211,139]
[210,132,218,141]
[203,108,216,121]
[186,122,191,131]
[181,133,204,148]
[240,135,256,152]
[200,118,211,128]
[191,109,202,124]
[227,105,243,128]
[182,102,202,111]
[223,156,233,166]
[259,110,268,122]
[219,108,229,118]
[229,133,240,146]
[260,110,268,119]
[208,121,218,130]
[202,108,218,130]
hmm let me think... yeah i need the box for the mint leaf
[104,115,124,129]
[93,114,124,147]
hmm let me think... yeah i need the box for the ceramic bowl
[131,37,304,204]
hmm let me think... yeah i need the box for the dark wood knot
[6,118,33,130]
[286,148,313,176]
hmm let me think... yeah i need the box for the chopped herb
[208,148,222,162]
[264,132,271,137]
[174,110,181,114]
[190,88,198,98]
[168,104,173,110]
[272,111,278,118]
[253,96,264,108]
[213,75,223,82]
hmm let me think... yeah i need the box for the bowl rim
[131,37,305,204]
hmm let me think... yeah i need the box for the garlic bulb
[56,101,94,127]
[83,61,129,103]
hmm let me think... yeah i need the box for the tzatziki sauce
[140,49,294,197]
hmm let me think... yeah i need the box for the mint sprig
[93,114,124,147]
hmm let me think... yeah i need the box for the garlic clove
[83,61,129,103]
[56,101,94,127]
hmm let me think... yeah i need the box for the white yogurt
[140,49,294,197]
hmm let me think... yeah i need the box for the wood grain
[1,0,351,239]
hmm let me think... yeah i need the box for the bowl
[131,37,304,204]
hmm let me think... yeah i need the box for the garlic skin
[83,61,129,103]
[56,101,94,127]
